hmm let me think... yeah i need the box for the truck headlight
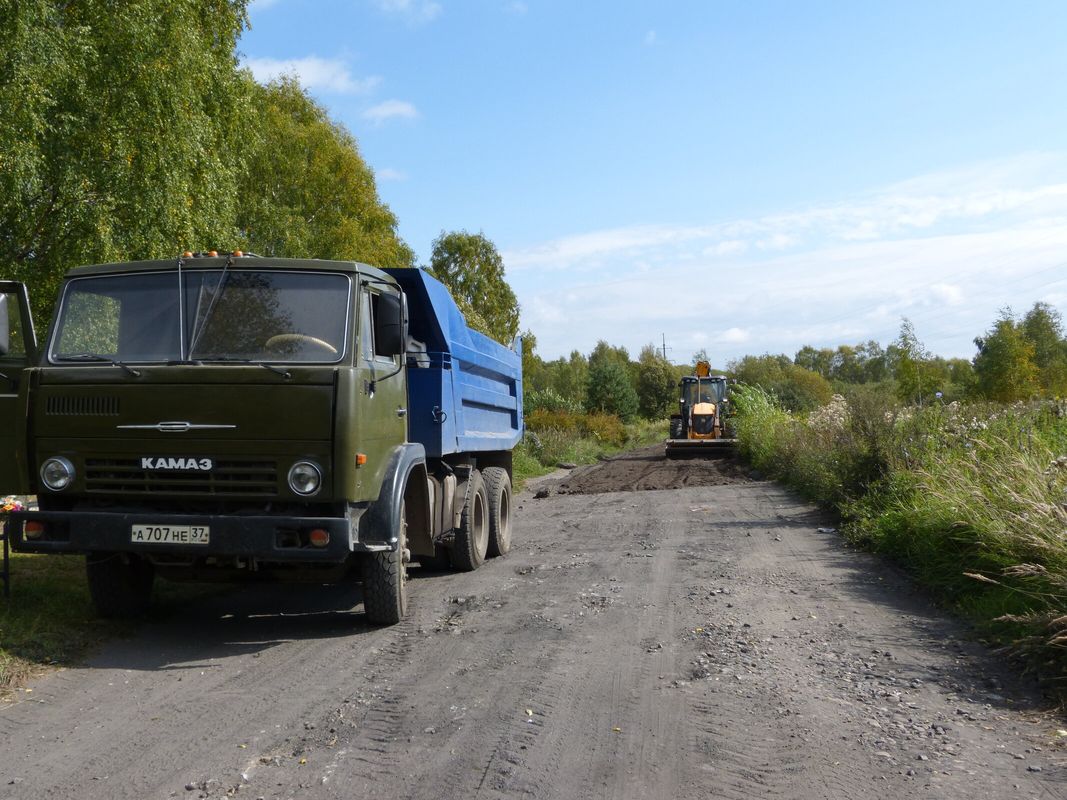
[288,461,322,496]
[40,457,75,491]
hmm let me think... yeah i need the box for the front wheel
[669,418,684,439]
[483,467,512,557]
[362,501,409,625]
[86,552,154,619]
[451,469,489,572]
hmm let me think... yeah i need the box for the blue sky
[242,0,1067,364]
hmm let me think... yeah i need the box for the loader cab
[681,376,726,409]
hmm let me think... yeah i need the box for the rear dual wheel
[483,466,512,557]
[451,470,489,571]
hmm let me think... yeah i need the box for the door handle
[396,407,407,418]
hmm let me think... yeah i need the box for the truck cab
[0,255,522,624]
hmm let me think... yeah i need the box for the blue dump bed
[385,269,523,459]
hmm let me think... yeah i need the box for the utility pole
[660,333,672,362]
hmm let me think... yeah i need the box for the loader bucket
[664,437,738,458]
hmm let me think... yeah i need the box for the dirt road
[1,446,1064,799]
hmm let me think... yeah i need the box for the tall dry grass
[733,385,1067,690]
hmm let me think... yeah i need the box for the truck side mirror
[0,295,9,356]
[374,292,405,357]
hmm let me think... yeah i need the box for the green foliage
[520,329,547,393]
[796,340,888,384]
[730,353,833,411]
[238,77,414,269]
[893,318,942,405]
[0,3,414,332]
[972,310,1040,402]
[527,409,626,446]
[635,344,677,420]
[525,388,584,415]
[428,230,519,345]
[1020,302,1067,396]
[585,359,639,421]
[0,0,254,325]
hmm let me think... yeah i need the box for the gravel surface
[0,451,1064,799]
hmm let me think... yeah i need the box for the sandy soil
[0,450,1064,799]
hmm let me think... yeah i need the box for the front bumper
[6,508,389,562]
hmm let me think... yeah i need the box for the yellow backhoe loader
[665,361,736,457]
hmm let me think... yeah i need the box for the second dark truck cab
[0,255,523,624]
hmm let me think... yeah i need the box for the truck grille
[84,458,278,496]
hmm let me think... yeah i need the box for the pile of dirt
[549,444,755,495]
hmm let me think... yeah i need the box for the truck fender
[358,443,433,557]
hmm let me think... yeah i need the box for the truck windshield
[51,270,350,364]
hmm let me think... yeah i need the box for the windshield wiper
[58,353,142,377]
[198,356,291,379]
[187,254,233,356]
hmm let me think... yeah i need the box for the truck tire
[362,502,409,625]
[669,418,684,439]
[483,466,512,557]
[86,552,154,619]
[451,469,488,572]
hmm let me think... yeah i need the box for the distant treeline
[522,301,1067,420]
[733,303,1067,410]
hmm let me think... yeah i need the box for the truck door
[357,284,408,486]
[0,282,37,493]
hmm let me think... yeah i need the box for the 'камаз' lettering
[140,457,213,471]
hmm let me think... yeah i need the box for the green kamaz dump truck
[0,253,523,625]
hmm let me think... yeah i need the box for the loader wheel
[363,501,409,625]
[669,418,684,439]
[451,470,489,572]
[86,552,154,619]
[483,467,512,557]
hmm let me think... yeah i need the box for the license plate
[130,524,210,545]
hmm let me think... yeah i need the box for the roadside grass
[0,552,226,695]
[0,553,102,691]
[732,385,1067,696]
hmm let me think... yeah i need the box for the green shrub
[525,388,583,415]
[527,408,582,435]
[582,413,626,446]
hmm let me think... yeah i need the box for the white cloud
[244,56,380,94]
[508,154,1067,363]
[720,327,751,344]
[929,283,965,306]
[703,240,747,257]
[505,159,1067,273]
[362,99,420,125]
[377,167,408,181]
[373,0,442,23]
